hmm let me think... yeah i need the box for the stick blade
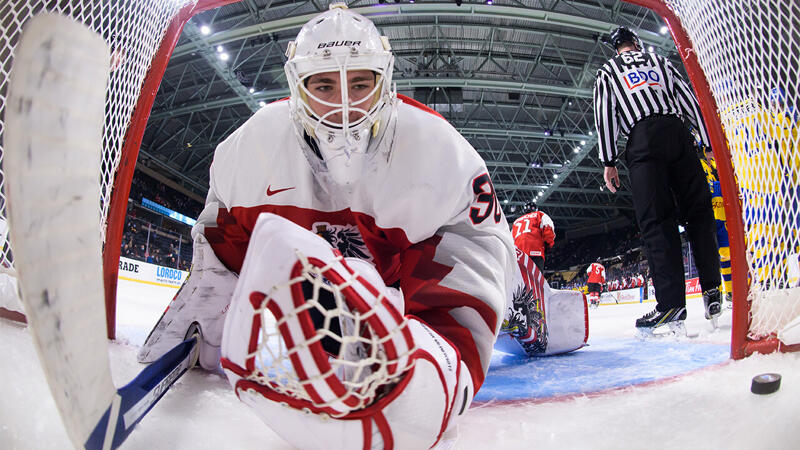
[4,12,114,449]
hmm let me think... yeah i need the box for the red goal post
[625,0,800,359]
[0,0,240,339]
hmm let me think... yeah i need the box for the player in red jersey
[586,260,606,307]
[512,201,555,270]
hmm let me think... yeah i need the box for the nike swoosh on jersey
[266,185,295,196]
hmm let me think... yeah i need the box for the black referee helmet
[608,26,642,51]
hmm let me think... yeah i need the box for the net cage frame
[625,0,800,359]
[0,0,241,338]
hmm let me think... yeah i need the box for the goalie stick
[5,13,199,450]
[85,334,199,450]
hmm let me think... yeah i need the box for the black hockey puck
[751,373,781,395]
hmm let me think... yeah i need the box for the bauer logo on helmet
[317,40,362,49]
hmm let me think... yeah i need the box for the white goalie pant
[221,213,474,450]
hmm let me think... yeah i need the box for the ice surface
[1,280,798,449]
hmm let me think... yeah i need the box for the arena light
[553,174,558,179]
[200,25,211,35]
[574,147,580,153]
[259,101,267,107]
[216,45,224,53]
[660,26,668,34]
[580,140,586,145]
[249,87,255,93]
[218,52,229,61]
[648,46,655,52]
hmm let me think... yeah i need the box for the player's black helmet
[608,26,642,51]
[523,201,538,213]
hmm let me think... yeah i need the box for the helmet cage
[285,45,395,146]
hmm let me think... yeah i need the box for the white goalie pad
[499,251,588,356]
[541,288,588,355]
[220,213,472,449]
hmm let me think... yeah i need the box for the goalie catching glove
[220,213,473,449]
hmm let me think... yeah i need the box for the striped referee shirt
[593,50,710,166]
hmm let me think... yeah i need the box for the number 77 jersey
[512,211,555,260]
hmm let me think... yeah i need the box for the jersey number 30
[470,173,502,225]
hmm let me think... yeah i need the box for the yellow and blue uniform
[700,157,732,296]
[725,98,799,287]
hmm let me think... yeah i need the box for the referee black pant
[624,115,721,311]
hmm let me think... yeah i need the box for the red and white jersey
[193,95,516,391]
[587,262,605,284]
[511,211,555,259]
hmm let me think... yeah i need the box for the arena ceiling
[140,0,681,237]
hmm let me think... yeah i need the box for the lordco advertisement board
[118,256,187,288]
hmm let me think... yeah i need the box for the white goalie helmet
[285,3,397,186]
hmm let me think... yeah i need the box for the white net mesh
[240,251,415,417]
[663,1,800,339]
[0,0,197,271]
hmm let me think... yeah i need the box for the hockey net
[0,0,235,337]
[627,0,800,358]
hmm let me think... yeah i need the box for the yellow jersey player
[693,126,733,304]
[769,87,800,285]
[723,93,799,289]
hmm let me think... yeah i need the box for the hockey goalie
[137,5,584,449]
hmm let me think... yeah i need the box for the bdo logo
[624,69,661,89]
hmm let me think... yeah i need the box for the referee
[593,26,722,332]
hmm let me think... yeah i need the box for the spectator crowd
[129,172,203,219]
[119,171,202,271]
[548,225,701,297]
